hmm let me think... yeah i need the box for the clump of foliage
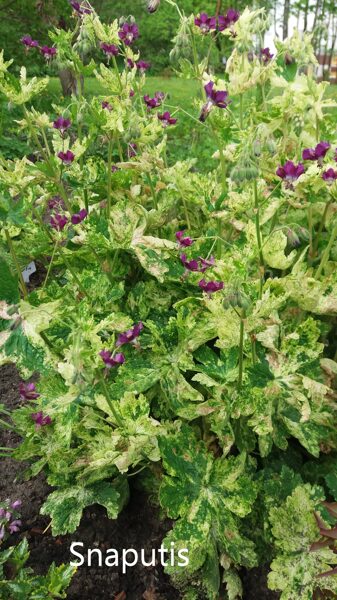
[1,1,337,599]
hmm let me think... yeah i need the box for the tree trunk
[282,0,290,39]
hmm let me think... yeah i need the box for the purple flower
[158,111,177,127]
[48,195,64,210]
[180,254,215,272]
[118,22,139,46]
[10,500,22,510]
[58,150,75,164]
[53,116,71,135]
[41,46,57,59]
[31,411,52,429]
[302,141,330,163]
[322,168,337,183]
[19,382,40,401]
[50,213,68,230]
[111,165,120,172]
[100,43,119,57]
[176,230,194,247]
[21,35,39,48]
[102,100,113,111]
[127,58,135,68]
[69,1,92,15]
[8,520,21,534]
[144,92,164,109]
[194,13,217,34]
[128,143,137,158]
[137,60,151,73]
[71,208,88,224]
[99,350,125,368]
[198,279,224,294]
[200,81,229,122]
[129,88,135,98]
[218,8,240,31]
[261,47,274,63]
[116,322,144,347]
[276,161,304,184]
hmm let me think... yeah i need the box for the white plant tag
[22,261,37,283]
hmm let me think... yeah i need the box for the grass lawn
[47,76,215,171]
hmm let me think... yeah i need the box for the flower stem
[315,220,337,278]
[42,240,59,291]
[112,55,123,92]
[239,94,244,129]
[107,136,113,218]
[253,180,264,298]
[238,309,246,391]
[4,228,28,298]
[100,374,124,428]
[312,198,333,256]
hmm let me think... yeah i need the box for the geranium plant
[1,1,337,598]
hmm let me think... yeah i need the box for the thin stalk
[63,254,90,298]
[42,240,59,291]
[308,204,313,258]
[239,94,244,129]
[313,198,333,255]
[4,228,28,298]
[238,310,246,390]
[32,208,53,241]
[107,136,113,218]
[253,180,264,298]
[112,55,123,92]
[176,183,190,229]
[0,419,14,430]
[146,173,158,210]
[100,374,123,428]
[315,220,337,278]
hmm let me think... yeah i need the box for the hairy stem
[4,228,28,298]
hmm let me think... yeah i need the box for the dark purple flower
[200,81,229,122]
[144,92,164,109]
[71,208,88,224]
[21,35,39,48]
[100,42,119,57]
[322,168,337,183]
[261,47,274,63]
[127,58,135,68]
[48,195,64,210]
[276,161,304,184]
[69,1,92,15]
[198,279,224,294]
[31,411,52,429]
[58,150,75,164]
[53,116,71,135]
[137,60,151,73]
[8,520,21,534]
[118,22,139,46]
[111,165,120,172]
[302,141,330,164]
[194,13,217,34]
[180,254,215,272]
[129,88,135,98]
[102,100,113,111]
[99,350,125,368]
[19,382,40,401]
[217,8,240,31]
[128,143,137,158]
[116,322,144,347]
[41,46,57,59]
[158,111,177,127]
[50,213,68,231]
[176,230,194,247]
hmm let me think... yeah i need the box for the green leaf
[0,256,19,303]
[40,477,129,535]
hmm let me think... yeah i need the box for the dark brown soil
[0,363,279,599]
